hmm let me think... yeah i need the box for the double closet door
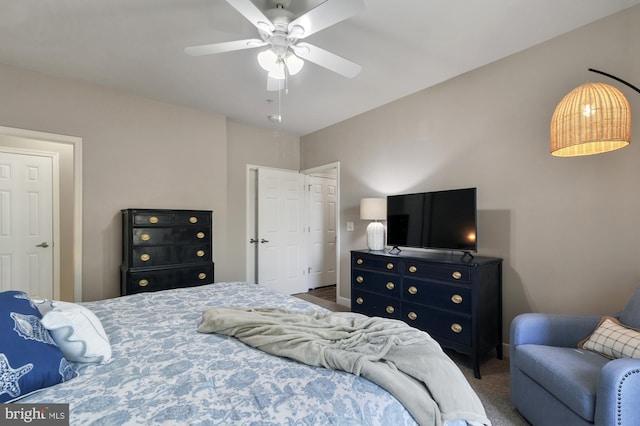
[249,167,337,295]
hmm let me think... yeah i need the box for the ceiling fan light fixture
[258,49,303,80]
[257,49,279,72]
[268,66,286,80]
[285,52,304,75]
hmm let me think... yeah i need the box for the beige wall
[0,64,300,301]
[301,6,640,341]
[0,63,289,301]
[225,120,301,280]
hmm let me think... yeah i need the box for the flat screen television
[386,187,477,252]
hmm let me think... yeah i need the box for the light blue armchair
[510,285,640,425]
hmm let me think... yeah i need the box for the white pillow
[40,301,112,364]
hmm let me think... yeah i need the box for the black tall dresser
[120,209,214,295]
[351,249,502,378]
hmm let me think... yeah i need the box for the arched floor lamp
[550,69,640,157]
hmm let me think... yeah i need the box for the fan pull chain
[278,81,282,121]
[284,56,290,95]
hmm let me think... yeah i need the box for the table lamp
[360,198,386,251]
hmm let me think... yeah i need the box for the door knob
[36,242,50,248]
[249,238,258,244]
[260,239,269,243]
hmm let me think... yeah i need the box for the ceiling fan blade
[291,42,361,78]
[288,0,364,39]
[267,75,284,92]
[185,39,267,56]
[226,0,274,34]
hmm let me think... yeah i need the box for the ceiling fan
[185,0,364,89]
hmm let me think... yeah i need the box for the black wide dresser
[120,208,214,295]
[351,249,502,378]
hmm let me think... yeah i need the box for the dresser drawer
[404,261,470,284]
[352,269,400,297]
[124,263,214,294]
[132,227,210,246]
[131,244,211,267]
[402,302,471,345]
[352,254,400,273]
[133,212,176,226]
[176,212,211,226]
[352,290,401,319]
[402,280,471,313]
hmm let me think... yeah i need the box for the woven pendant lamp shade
[550,82,631,156]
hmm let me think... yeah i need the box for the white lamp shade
[257,49,278,72]
[285,52,304,75]
[360,198,386,220]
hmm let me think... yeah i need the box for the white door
[257,168,307,295]
[307,175,337,288]
[0,152,54,298]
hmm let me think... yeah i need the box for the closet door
[307,175,336,288]
[257,168,306,295]
[0,151,54,298]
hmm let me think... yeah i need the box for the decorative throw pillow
[40,301,112,364]
[0,291,76,403]
[578,316,640,359]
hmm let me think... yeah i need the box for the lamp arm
[588,68,640,95]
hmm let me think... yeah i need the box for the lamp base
[366,222,385,251]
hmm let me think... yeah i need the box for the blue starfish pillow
[0,290,76,402]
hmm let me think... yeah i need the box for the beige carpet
[446,350,529,425]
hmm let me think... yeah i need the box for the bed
[3,282,489,425]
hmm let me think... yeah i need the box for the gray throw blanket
[198,308,490,426]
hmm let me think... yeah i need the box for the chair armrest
[510,313,602,349]
[595,358,640,426]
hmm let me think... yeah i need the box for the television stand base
[388,246,402,255]
[461,251,474,261]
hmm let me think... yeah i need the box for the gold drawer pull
[196,250,205,257]
[356,276,364,284]
[149,216,158,224]
[386,282,395,290]
[451,323,463,333]
[141,233,150,241]
[198,273,207,280]
[140,253,150,262]
[196,232,205,239]
[452,271,462,280]
[386,306,395,314]
[386,262,394,270]
[408,286,418,295]
[189,216,198,223]
[138,279,149,287]
[407,312,417,321]
[408,265,417,273]
[356,258,363,265]
[356,297,364,305]
[451,294,463,304]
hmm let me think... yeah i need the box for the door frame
[0,126,83,302]
[0,148,60,298]
[245,162,343,304]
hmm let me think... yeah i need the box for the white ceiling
[1,0,638,136]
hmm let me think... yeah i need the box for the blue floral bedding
[20,282,417,425]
